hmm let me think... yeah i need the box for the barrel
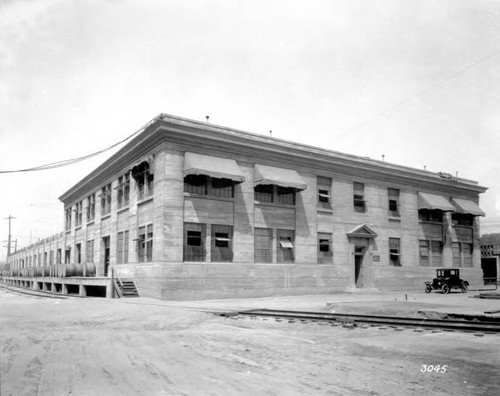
[83,262,96,277]
[63,263,83,277]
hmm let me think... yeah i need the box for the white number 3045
[421,365,447,373]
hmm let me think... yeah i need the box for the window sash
[318,232,333,263]
[184,223,206,261]
[211,225,233,262]
[254,184,274,203]
[277,230,294,263]
[138,224,153,263]
[255,228,273,263]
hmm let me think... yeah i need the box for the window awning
[184,152,245,182]
[451,198,485,217]
[254,164,307,190]
[417,192,455,212]
[279,239,294,249]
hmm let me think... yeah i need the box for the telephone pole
[4,215,15,262]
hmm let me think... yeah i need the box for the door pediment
[347,224,377,239]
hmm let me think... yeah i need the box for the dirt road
[1,290,498,395]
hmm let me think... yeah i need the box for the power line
[335,48,500,138]
[0,115,160,174]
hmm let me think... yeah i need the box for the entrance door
[354,246,365,288]
[102,236,110,276]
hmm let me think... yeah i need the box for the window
[419,240,429,267]
[255,228,273,263]
[254,185,274,203]
[184,175,236,198]
[388,188,400,217]
[57,248,62,264]
[353,182,366,213]
[44,252,48,265]
[421,240,442,267]
[117,231,129,264]
[430,241,442,267]
[211,224,233,262]
[75,201,83,227]
[277,187,296,205]
[453,242,473,267]
[184,223,206,261]
[101,184,112,216]
[138,224,153,263]
[463,243,473,267]
[86,240,94,263]
[184,174,208,195]
[211,178,234,198]
[117,173,130,209]
[254,185,297,206]
[49,250,54,265]
[317,176,332,209]
[389,238,401,266]
[418,209,443,223]
[87,193,95,222]
[318,232,333,264]
[65,208,72,231]
[65,248,71,264]
[76,243,82,264]
[133,162,154,201]
[277,229,294,263]
[452,213,474,227]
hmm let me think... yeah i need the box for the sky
[1,0,500,262]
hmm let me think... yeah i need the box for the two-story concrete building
[5,113,487,299]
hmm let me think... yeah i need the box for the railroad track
[220,309,500,334]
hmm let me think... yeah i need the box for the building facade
[6,114,487,299]
[480,233,500,284]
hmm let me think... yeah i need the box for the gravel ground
[1,288,499,395]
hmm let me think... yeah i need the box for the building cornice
[59,113,487,204]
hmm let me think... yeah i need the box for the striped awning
[418,192,455,212]
[452,198,485,216]
[254,164,307,190]
[184,152,245,182]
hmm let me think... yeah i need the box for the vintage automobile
[425,268,469,294]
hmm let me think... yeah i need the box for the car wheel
[461,284,468,293]
[442,284,450,294]
[425,284,432,293]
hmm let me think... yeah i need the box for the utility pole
[4,215,15,262]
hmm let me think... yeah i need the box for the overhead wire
[335,48,500,138]
[0,115,160,174]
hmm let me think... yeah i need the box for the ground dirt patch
[1,290,499,395]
